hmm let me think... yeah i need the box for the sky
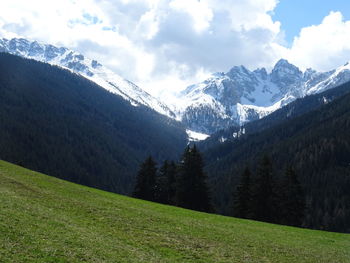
[0,0,350,97]
[273,0,350,44]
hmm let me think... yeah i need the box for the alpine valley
[1,37,350,233]
[3,0,350,260]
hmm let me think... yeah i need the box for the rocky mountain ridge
[175,59,350,134]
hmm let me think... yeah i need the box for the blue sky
[0,0,350,96]
[274,0,350,44]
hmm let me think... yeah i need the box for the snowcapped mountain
[2,38,350,137]
[0,38,175,118]
[175,59,350,134]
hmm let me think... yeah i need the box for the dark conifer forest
[133,146,212,213]
[0,53,187,194]
[232,158,305,227]
[201,82,350,232]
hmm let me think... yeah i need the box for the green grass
[0,160,349,263]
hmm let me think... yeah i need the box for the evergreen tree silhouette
[155,160,178,204]
[251,155,277,223]
[233,167,252,219]
[281,166,305,226]
[176,145,212,212]
[133,156,157,201]
[166,161,178,205]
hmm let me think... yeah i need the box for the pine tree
[176,145,212,212]
[281,166,305,226]
[232,167,252,219]
[251,155,277,223]
[166,161,177,205]
[155,160,169,204]
[155,160,178,205]
[132,156,157,201]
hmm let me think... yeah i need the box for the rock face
[0,38,175,118]
[175,59,350,134]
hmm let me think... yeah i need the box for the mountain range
[2,37,350,136]
[177,59,350,133]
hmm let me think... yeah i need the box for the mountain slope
[1,160,349,263]
[0,52,187,194]
[201,80,350,150]
[177,59,350,133]
[200,81,350,232]
[0,37,175,118]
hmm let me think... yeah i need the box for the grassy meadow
[0,160,349,262]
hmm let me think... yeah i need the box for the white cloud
[0,0,284,97]
[284,11,350,71]
[208,0,279,32]
[169,0,213,33]
[1,1,350,98]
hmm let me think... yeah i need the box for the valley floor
[0,160,349,263]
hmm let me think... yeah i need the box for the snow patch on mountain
[186,129,210,142]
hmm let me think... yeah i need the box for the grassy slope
[0,160,349,263]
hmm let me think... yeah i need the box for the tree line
[133,148,306,229]
[232,156,305,227]
[133,145,212,213]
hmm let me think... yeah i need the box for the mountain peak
[228,65,250,75]
[273,59,297,70]
[271,59,302,90]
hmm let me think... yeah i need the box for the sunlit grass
[0,160,349,262]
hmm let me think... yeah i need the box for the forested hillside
[201,81,350,151]
[0,53,187,194]
[201,83,350,232]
